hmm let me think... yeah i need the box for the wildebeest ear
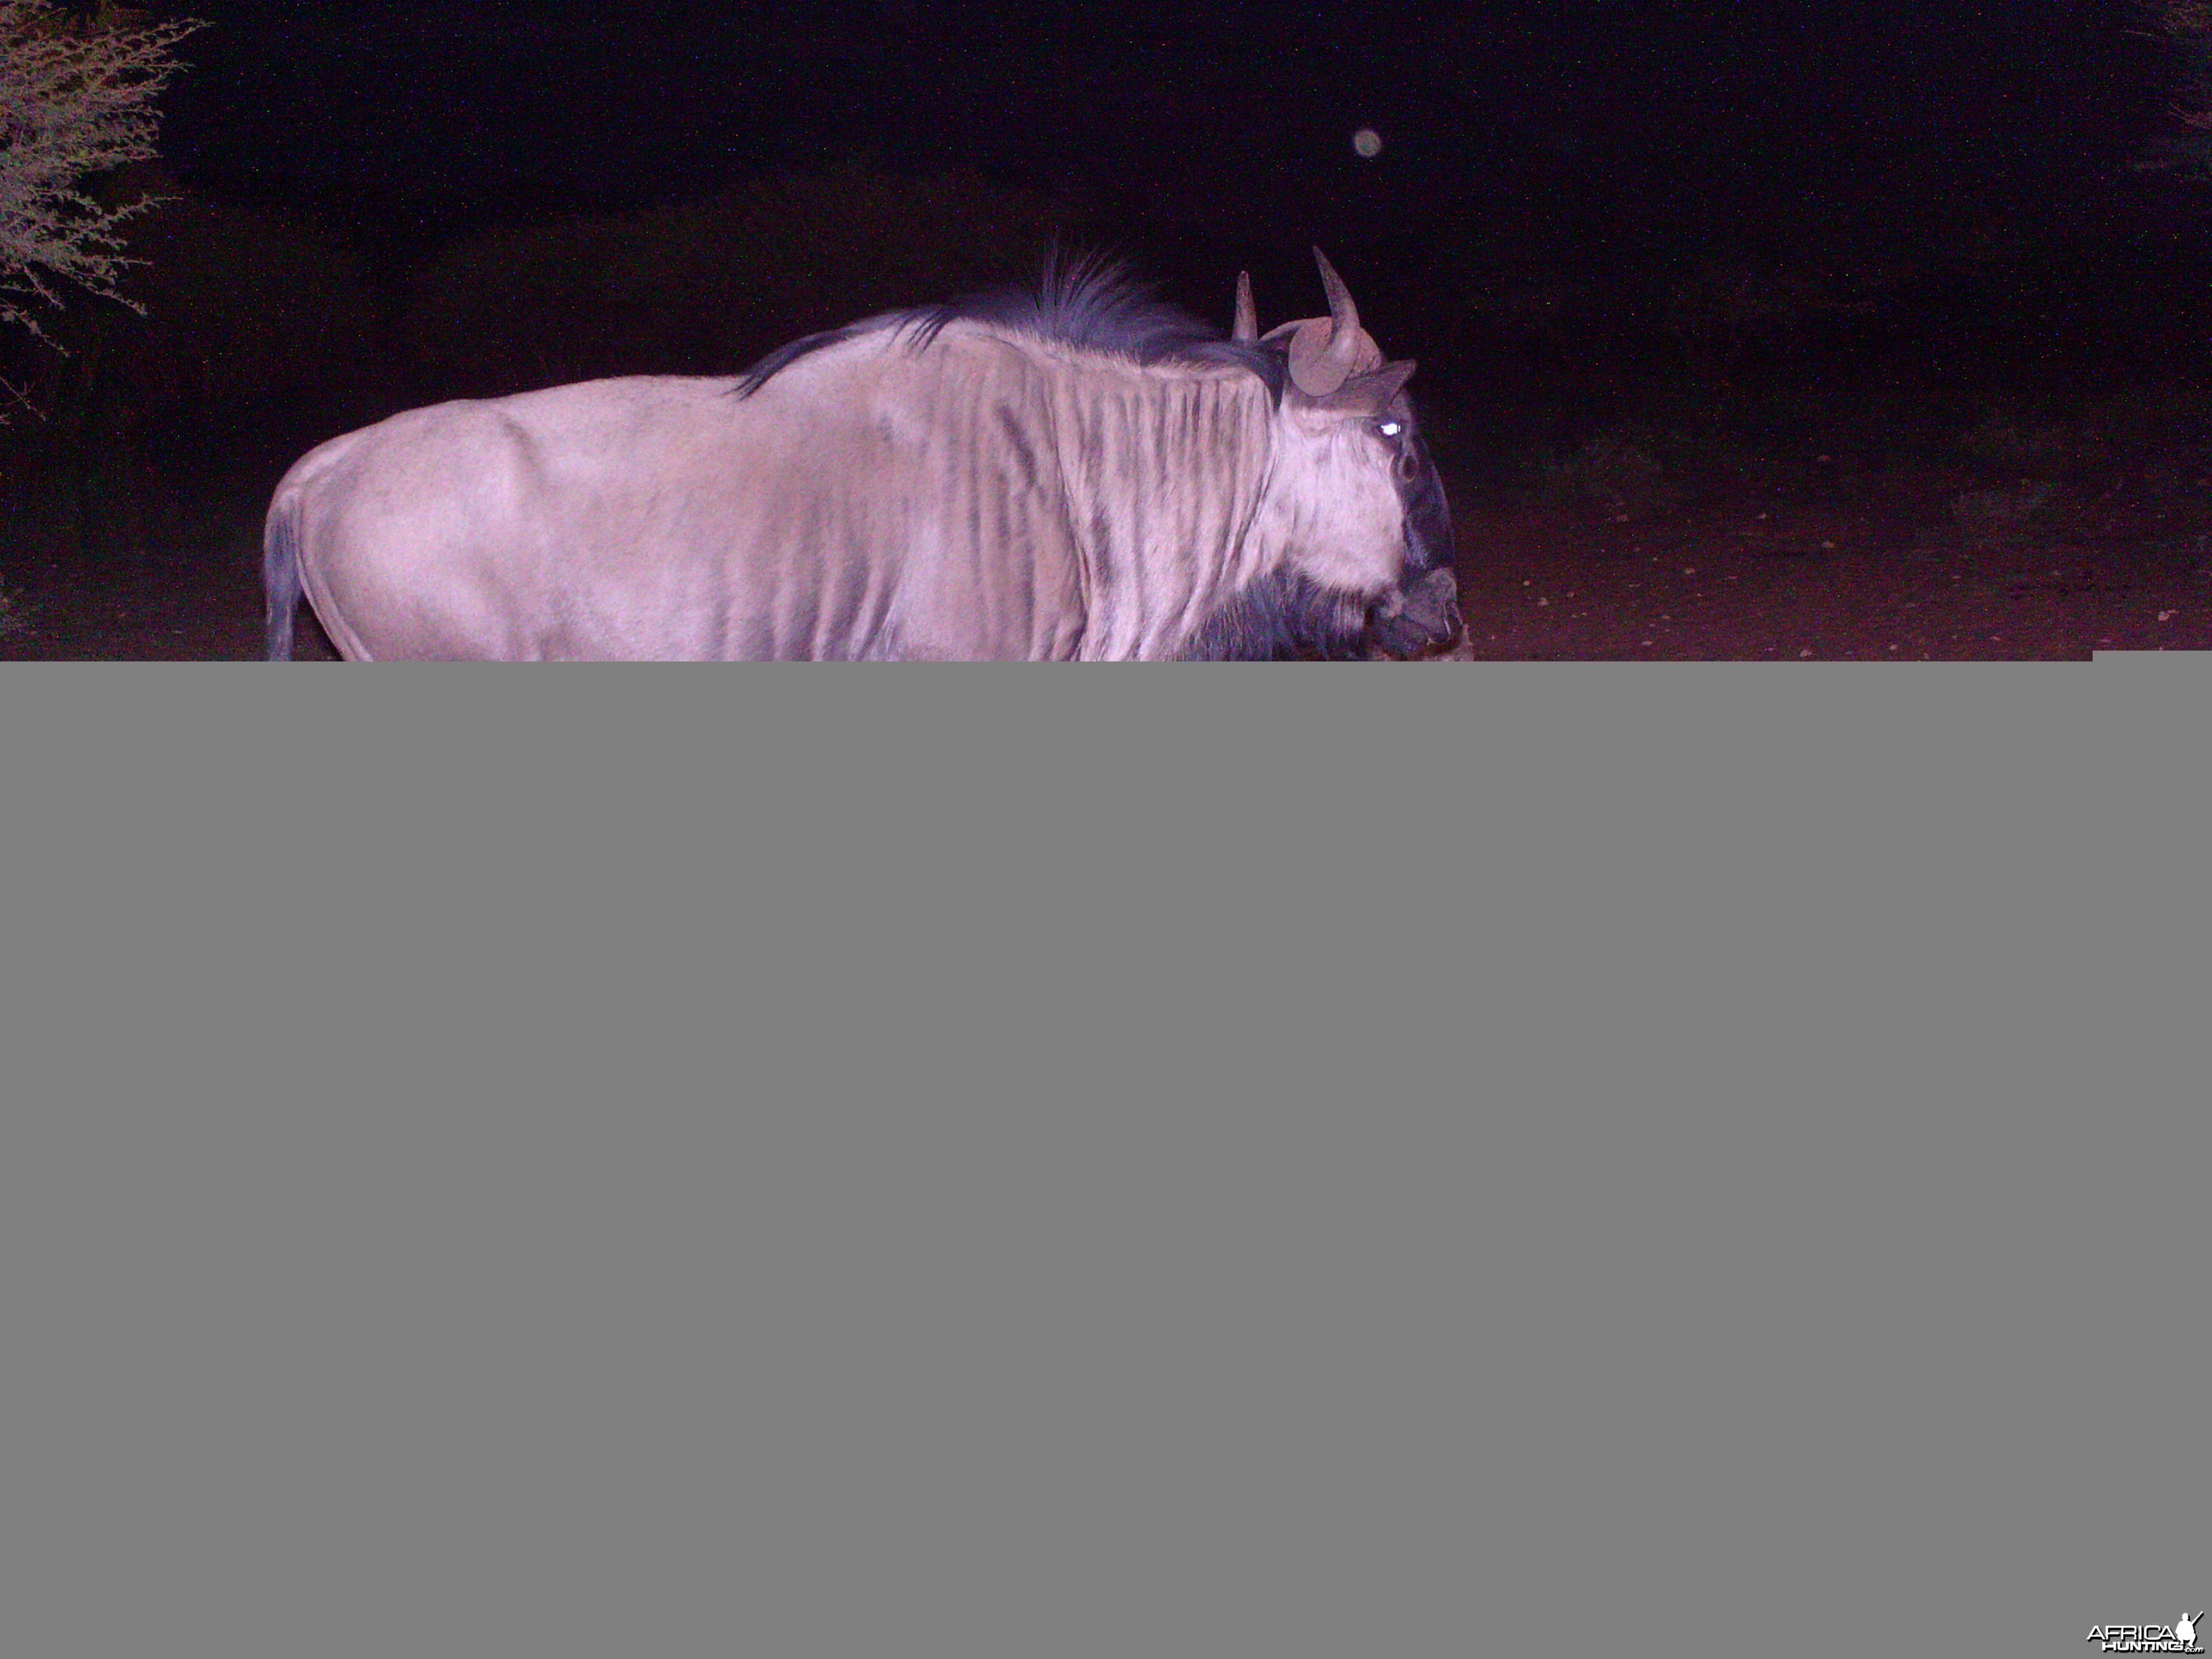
[1285,248,1393,396]
[1315,358,1416,416]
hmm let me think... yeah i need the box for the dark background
[3,0,2206,585]
[159,1,2163,272]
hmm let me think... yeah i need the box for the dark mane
[1176,569,1374,661]
[735,252,1286,398]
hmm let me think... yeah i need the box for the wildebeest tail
[263,494,301,660]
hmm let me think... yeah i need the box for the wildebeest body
[266,254,1460,661]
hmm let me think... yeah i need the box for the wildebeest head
[1205,249,1460,660]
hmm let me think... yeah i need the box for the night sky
[157,1,2165,274]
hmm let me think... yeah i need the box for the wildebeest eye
[1376,419,1403,438]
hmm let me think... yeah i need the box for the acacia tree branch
[0,1,204,342]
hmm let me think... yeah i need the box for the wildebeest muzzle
[1368,567,1465,658]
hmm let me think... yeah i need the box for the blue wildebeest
[263,250,1460,659]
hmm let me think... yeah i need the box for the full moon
[1352,128,1382,158]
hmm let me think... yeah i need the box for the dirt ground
[4,461,2209,660]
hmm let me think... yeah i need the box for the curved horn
[1231,271,1257,343]
[1313,247,1361,375]
[1287,247,1371,397]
